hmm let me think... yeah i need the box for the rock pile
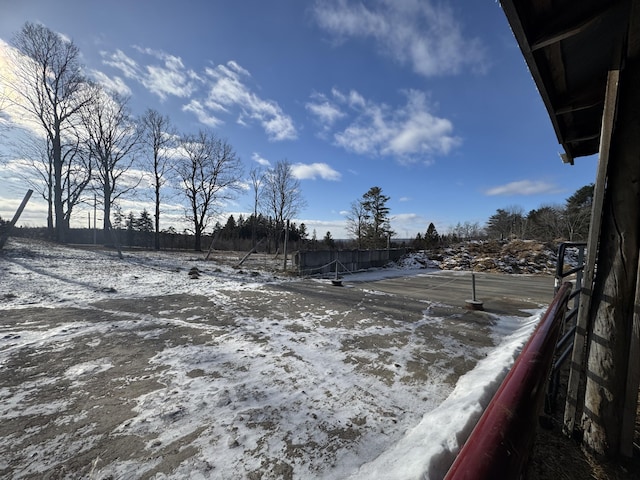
[424,240,559,275]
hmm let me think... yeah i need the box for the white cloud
[326,88,459,162]
[485,180,561,196]
[251,152,271,167]
[101,49,140,79]
[305,93,345,130]
[313,0,486,77]
[291,162,341,181]
[204,61,297,141]
[300,218,348,239]
[90,70,132,96]
[100,46,296,141]
[390,212,431,238]
[0,41,51,138]
[102,47,199,100]
[182,99,222,128]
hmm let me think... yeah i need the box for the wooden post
[236,237,266,268]
[93,194,97,245]
[581,52,640,457]
[620,253,640,456]
[0,189,33,250]
[563,70,619,437]
[204,230,220,261]
[283,220,289,270]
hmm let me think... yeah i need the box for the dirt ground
[2,245,637,479]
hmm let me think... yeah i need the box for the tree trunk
[103,183,111,239]
[52,133,65,243]
[581,56,640,457]
[155,183,161,250]
[47,180,53,238]
[194,223,202,251]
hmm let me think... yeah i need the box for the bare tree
[7,22,93,242]
[260,159,306,251]
[81,89,142,235]
[0,86,10,155]
[345,199,367,249]
[140,109,176,250]
[12,132,91,235]
[176,130,243,251]
[248,166,264,247]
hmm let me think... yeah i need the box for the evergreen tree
[112,207,124,230]
[412,232,424,249]
[564,184,593,240]
[222,215,237,239]
[425,222,439,248]
[323,231,336,249]
[298,223,308,242]
[137,209,153,233]
[125,212,136,246]
[352,186,394,249]
[137,209,153,248]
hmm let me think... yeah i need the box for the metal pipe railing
[444,282,572,480]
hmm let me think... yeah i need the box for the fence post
[0,189,33,250]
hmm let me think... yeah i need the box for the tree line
[410,184,594,249]
[1,22,306,252]
[484,184,593,242]
[340,183,592,251]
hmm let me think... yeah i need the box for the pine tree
[425,222,440,248]
[361,186,393,248]
[323,231,336,249]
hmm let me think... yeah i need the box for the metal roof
[500,0,631,164]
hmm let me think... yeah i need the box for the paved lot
[281,271,556,318]
[0,247,557,479]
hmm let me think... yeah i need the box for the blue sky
[0,0,598,239]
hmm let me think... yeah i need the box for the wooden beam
[0,189,33,250]
[563,69,619,437]
[620,251,640,457]
[530,2,627,52]
[500,0,568,148]
[564,131,601,144]
[619,0,640,457]
[555,99,602,115]
[530,10,603,51]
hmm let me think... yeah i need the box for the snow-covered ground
[0,239,547,479]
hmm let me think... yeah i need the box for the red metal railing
[444,282,572,480]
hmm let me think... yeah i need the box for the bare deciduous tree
[345,199,367,249]
[8,22,93,242]
[80,89,142,235]
[16,133,91,233]
[176,130,243,251]
[140,109,176,250]
[248,166,264,248]
[260,159,306,251]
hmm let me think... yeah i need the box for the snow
[0,239,546,479]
